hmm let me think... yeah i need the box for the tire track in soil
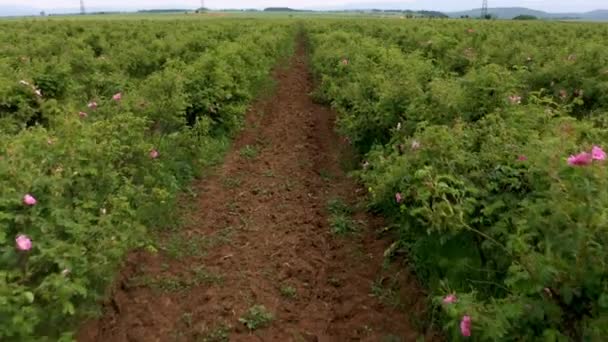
[78,38,434,342]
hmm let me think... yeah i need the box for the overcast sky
[1,0,605,12]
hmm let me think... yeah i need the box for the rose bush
[0,18,295,339]
[308,19,608,340]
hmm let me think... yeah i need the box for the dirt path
[78,38,432,342]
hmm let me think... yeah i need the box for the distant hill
[0,4,198,17]
[0,5,127,16]
[584,10,608,20]
[0,5,39,17]
[448,7,608,20]
[329,9,447,18]
[2,3,607,20]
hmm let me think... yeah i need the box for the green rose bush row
[308,20,608,340]
[0,19,295,339]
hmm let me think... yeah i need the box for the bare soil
[78,38,435,342]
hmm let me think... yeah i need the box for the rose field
[0,13,607,341]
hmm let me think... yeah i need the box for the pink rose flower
[23,194,37,206]
[443,294,457,304]
[568,152,593,166]
[16,234,32,251]
[460,315,472,337]
[591,146,606,161]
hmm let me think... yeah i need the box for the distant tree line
[137,9,191,13]
[366,9,448,18]
[513,14,539,20]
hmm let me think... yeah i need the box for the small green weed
[319,169,333,181]
[213,227,234,246]
[251,185,270,196]
[227,201,239,214]
[328,277,342,288]
[279,285,297,299]
[222,177,242,189]
[165,227,232,258]
[198,323,231,342]
[129,267,223,293]
[371,277,402,309]
[327,198,351,215]
[163,234,209,259]
[255,136,269,148]
[193,267,224,285]
[239,305,274,330]
[239,145,259,159]
[282,179,295,191]
[327,198,358,234]
[181,312,194,328]
[329,214,358,235]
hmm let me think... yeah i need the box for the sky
[0,0,605,12]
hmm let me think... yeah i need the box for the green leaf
[23,292,35,304]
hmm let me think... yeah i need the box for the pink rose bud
[149,149,159,159]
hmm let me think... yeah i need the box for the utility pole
[80,0,86,15]
[201,0,205,10]
[481,0,488,19]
